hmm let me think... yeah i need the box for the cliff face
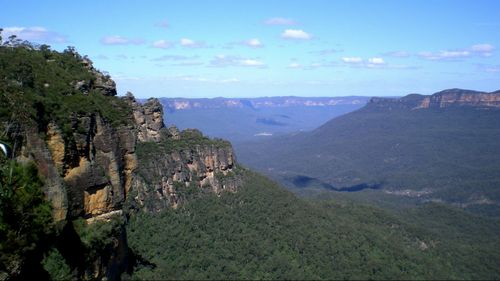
[1,44,242,280]
[14,83,240,225]
[369,88,500,110]
[126,95,240,211]
[16,98,137,223]
[134,139,238,211]
[127,94,165,142]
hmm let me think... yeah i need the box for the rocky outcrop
[79,57,117,96]
[133,139,239,211]
[125,93,165,142]
[14,89,241,219]
[418,89,500,109]
[369,89,500,110]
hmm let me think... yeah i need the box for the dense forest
[124,170,500,280]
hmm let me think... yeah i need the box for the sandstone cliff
[0,43,245,280]
[368,88,500,110]
[125,94,240,211]
[14,92,136,223]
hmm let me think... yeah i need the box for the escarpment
[126,95,240,211]
[6,60,240,223]
[0,44,242,280]
[368,88,500,110]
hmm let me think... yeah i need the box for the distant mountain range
[152,96,371,143]
[236,89,500,217]
[160,96,369,110]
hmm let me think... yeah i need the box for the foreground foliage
[0,159,53,278]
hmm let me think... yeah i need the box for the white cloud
[342,57,363,63]
[101,35,144,45]
[152,39,173,49]
[264,17,296,25]
[209,55,266,68]
[2,26,67,43]
[368,57,385,64]
[239,59,265,67]
[470,43,495,57]
[281,29,311,40]
[180,38,205,48]
[180,38,194,46]
[470,43,494,53]
[418,44,495,60]
[341,57,396,68]
[152,55,199,61]
[288,62,302,69]
[418,50,470,60]
[384,51,411,57]
[244,38,263,48]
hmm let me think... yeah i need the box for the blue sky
[2,0,500,98]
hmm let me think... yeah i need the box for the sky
[2,0,500,98]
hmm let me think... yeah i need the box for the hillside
[125,171,500,280]
[157,96,369,143]
[1,38,500,280]
[0,38,243,279]
[237,89,500,216]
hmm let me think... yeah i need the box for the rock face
[128,94,240,212]
[11,82,240,279]
[134,139,239,211]
[369,88,500,110]
[17,114,137,221]
[15,88,240,221]
[126,94,165,142]
[80,57,117,96]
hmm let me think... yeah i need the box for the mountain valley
[156,96,369,143]
[237,89,500,217]
[1,36,500,281]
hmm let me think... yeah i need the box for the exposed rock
[167,126,181,140]
[125,93,165,142]
[369,88,500,110]
[80,57,117,96]
[425,89,500,108]
[17,127,68,222]
[134,137,240,212]
[45,123,65,174]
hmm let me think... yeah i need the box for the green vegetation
[2,35,499,280]
[0,159,53,278]
[137,129,231,159]
[125,170,500,280]
[41,247,73,280]
[73,216,124,260]
[238,97,500,217]
[0,32,131,141]
[0,35,132,279]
